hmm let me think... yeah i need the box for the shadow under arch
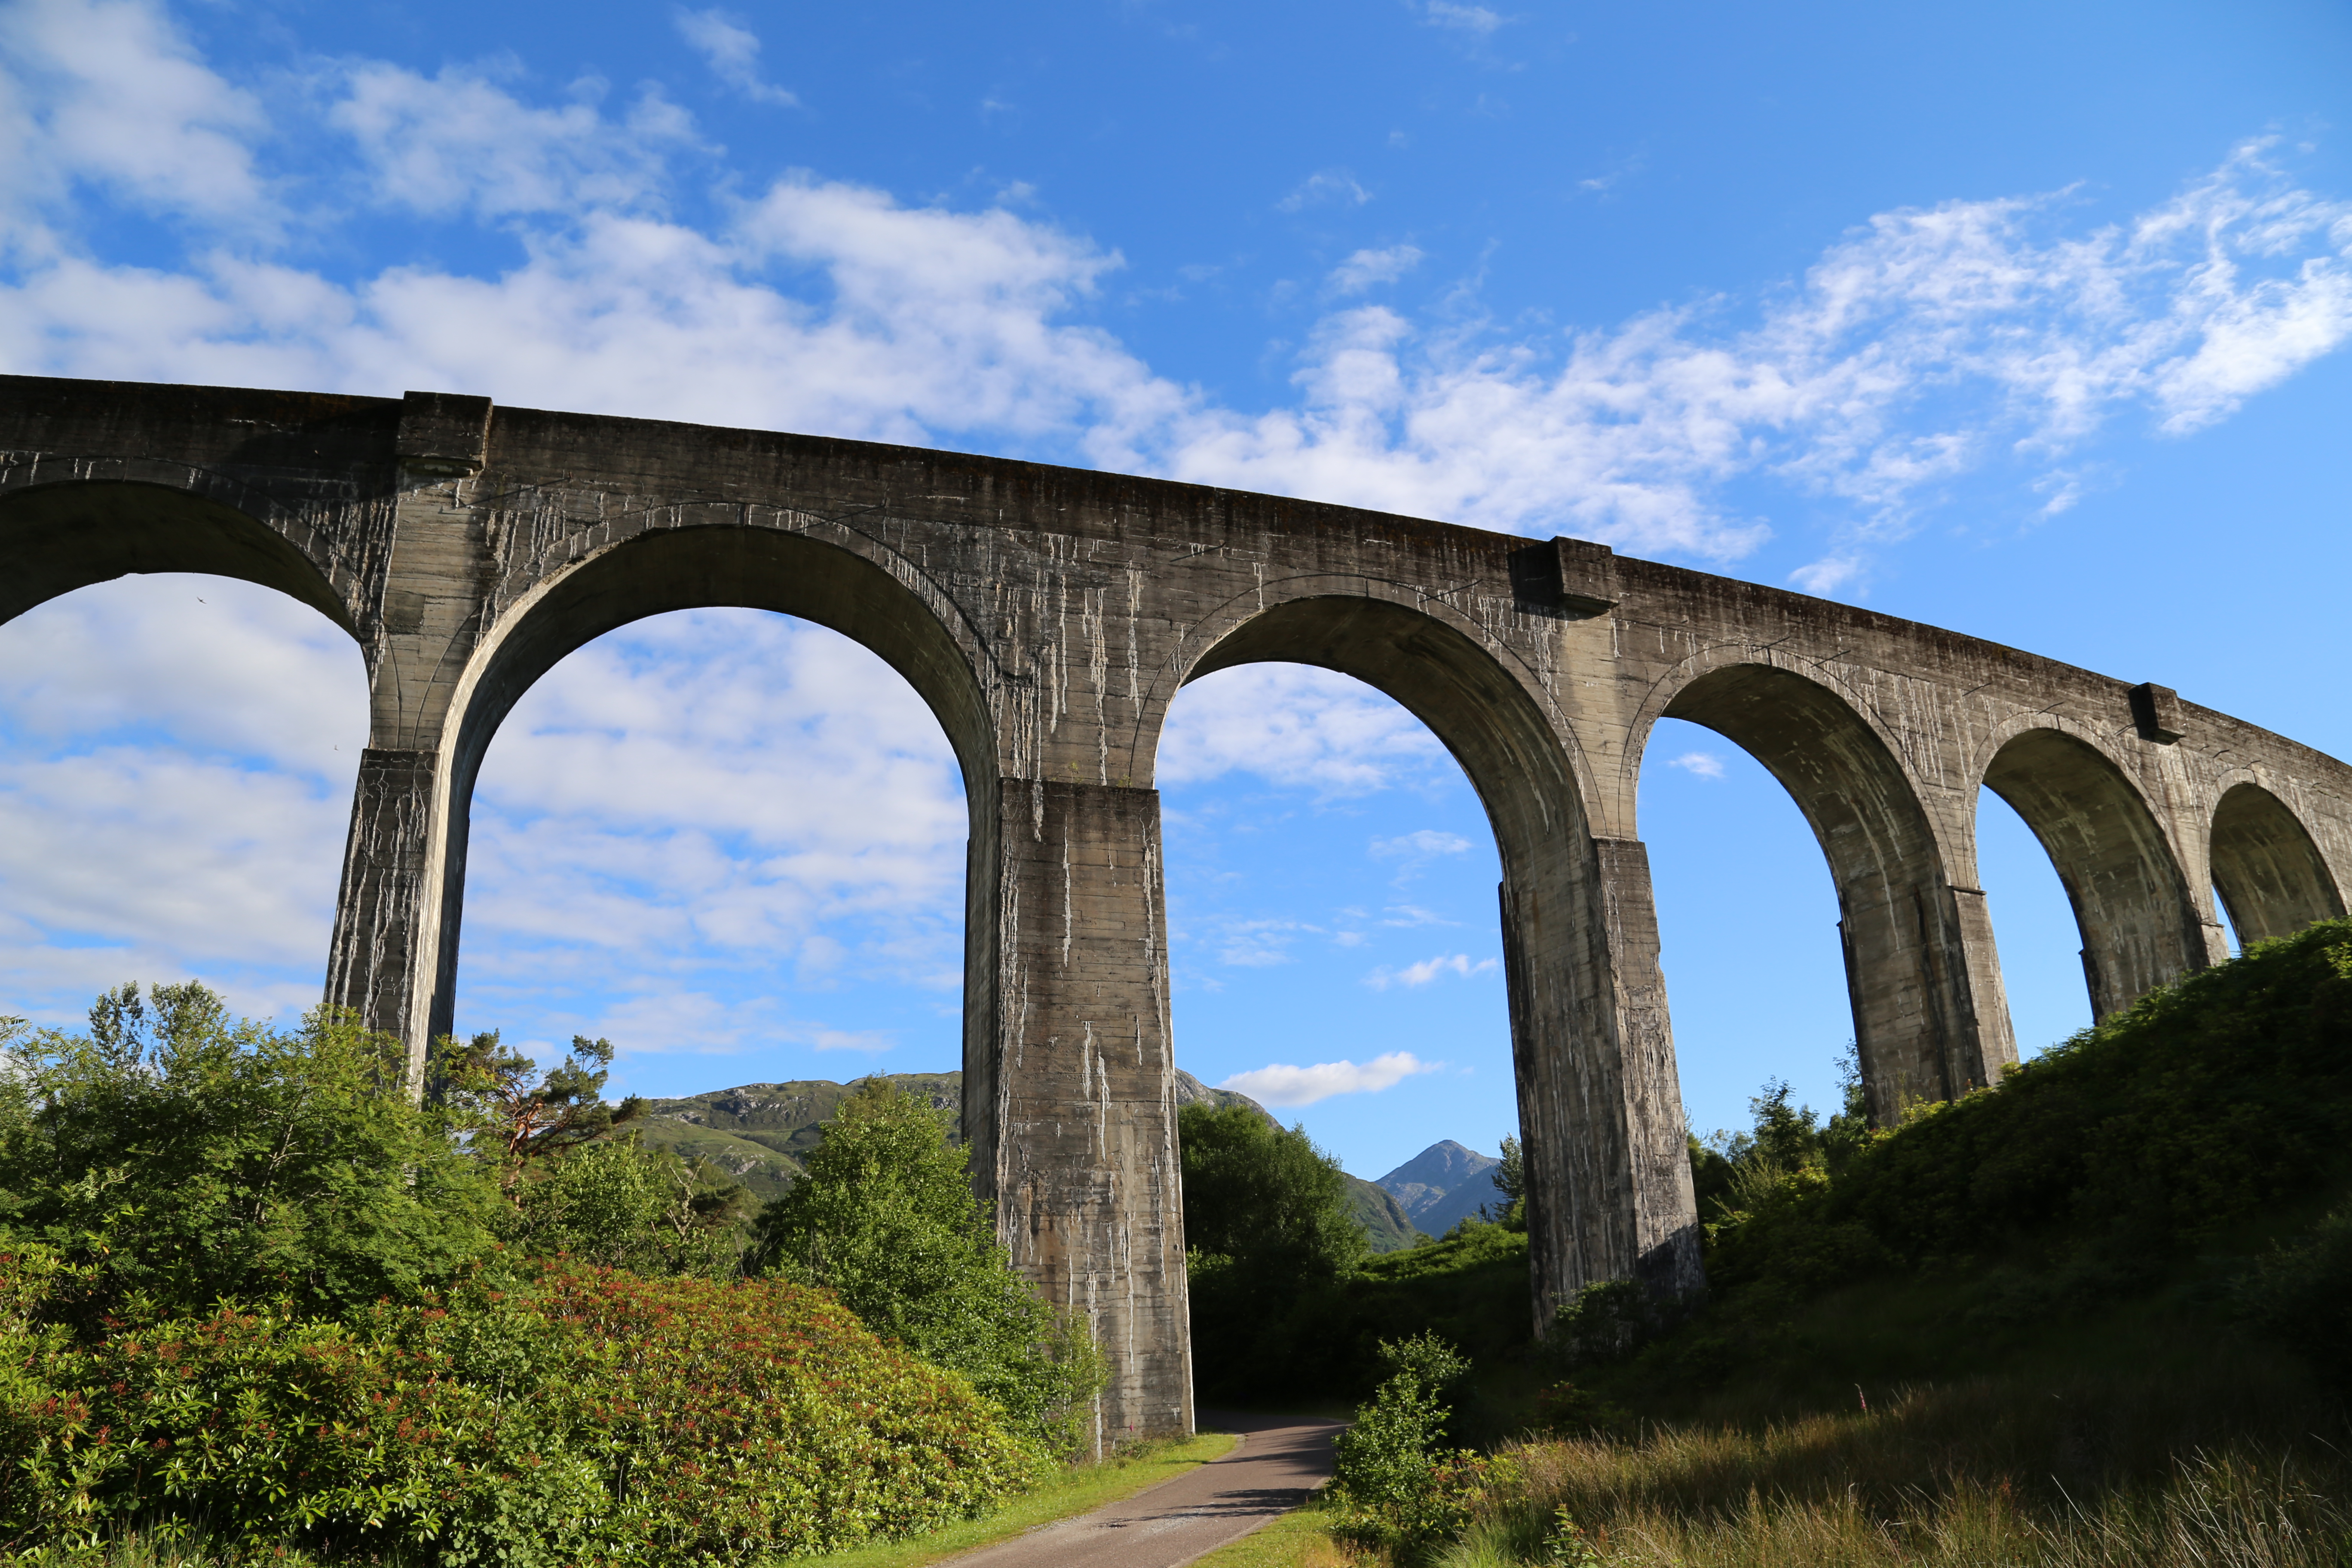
[0,479,357,637]
[1655,662,2000,1120]
[417,522,997,1048]
[2210,781,2345,948]
[1982,727,2206,1020]
[1175,593,1703,1312]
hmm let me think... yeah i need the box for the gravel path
[934,1411,1344,1568]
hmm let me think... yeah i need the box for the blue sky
[2,0,2348,1180]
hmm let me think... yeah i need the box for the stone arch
[0,478,358,637]
[1638,657,2003,1120]
[413,520,997,1052]
[1176,589,1591,857]
[2209,780,2345,947]
[1980,726,2205,1020]
[1158,588,1702,1314]
[1123,573,1601,806]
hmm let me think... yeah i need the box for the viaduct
[4,377,2348,1449]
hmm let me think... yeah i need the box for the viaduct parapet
[5,377,2347,1447]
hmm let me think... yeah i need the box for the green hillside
[632,1074,959,1200]
[1344,1175,1424,1253]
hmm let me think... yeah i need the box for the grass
[1194,1501,1357,1568]
[1442,1433,2352,1567]
[797,1427,1241,1568]
[1429,1358,2352,1568]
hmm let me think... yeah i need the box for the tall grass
[1435,1370,2351,1568]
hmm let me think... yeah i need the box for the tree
[0,983,500,1326]
[1178,1102,1366,1395]
[748,1079,1103,1452]
[1179,1103,1366,1278]
[505,1133,755,1277]
[430,1029,645,1190]
[1688,1045,1875,1222]
[1484,1134,1526,1229]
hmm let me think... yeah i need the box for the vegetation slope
[1247,923,2352,1565]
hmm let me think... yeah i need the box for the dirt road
[935,1411,1344,1568]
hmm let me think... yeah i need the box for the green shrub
[1328,1335,1491,1562]
[0,1252,1043,1565]
[505,1135,752,1279]
[750,1080,1104,1454]
[0,986,500,1326]
[2237,1201,2352,1391]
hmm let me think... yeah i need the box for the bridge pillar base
[1508,835,1704,1338]
[973,778,1191,1454]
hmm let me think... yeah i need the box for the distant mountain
[632,1069,1425,1251]
[1377,1139,1509,1236]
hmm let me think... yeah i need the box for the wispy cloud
[1206,918,1320,968]
[1372,830,1472,858]
[673,8,799,106]
[1365,952,1498,989]
[1278,168,1371,212]
[1665,751,1726,780]
[1329,244,1424,294]
[1220,1050,1439,1106]
[1420,2,1510,37]
[1159,665,1449,793]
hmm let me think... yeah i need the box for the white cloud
[1278,169,1372,213]
[1219,1050,1439,1106]
[1786,555,1865,595]
[674,9,799,107]
[0,0,273,232]
[1329,244,1424,294]
[1206,918,1317,968]
[1159,665,1450,793]
[1364,952,1498,989]
[328,62,694,218]
[1665,751,1726,780]
[1372,830,1473,858]
[1421,2,1509,36]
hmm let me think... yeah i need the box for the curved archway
[1651,661,2004,1119]
[1185,595,1586,857]
[1981,727,2205,1019]
[1171,592,1700,1312]
[409,523,997,1055]
[0,480,356,638]
[2209,781,2344,947]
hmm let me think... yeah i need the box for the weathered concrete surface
[6,375,2351,1443]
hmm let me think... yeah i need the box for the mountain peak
[1376,1139,1497,1193]
[1374,1139,1504,1232]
